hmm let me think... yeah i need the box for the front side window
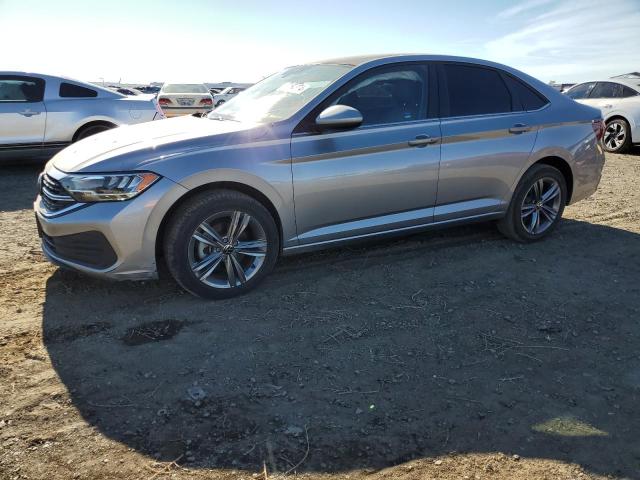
[0,76,45,102]
[566,82,596,99]
[330,65,428,126]
[210,64,352,123]
[60,82,98,98]
[442,64,512,117]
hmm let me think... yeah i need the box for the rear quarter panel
[522,102,605,204]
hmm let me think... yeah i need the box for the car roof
[0,71,122,96]
[572,78,640,91]
[311,53,523,70]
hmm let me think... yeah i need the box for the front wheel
[498,164,567,242]
[163,190,280,299]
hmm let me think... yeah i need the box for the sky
[1,0,639,85]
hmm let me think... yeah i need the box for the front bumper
[35,169,188,281]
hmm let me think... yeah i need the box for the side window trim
[0,75,46,103]
[293,61,432,135]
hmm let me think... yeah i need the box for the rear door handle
[603,104,613,109]
[19,110,41,117]
[408,134,439,147]
[508,123,532,134]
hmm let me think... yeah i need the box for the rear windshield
[162,83,209,94]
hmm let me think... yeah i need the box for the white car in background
[0,72,164,162]
[157,83,213,117]
[213,86,247,107]
[566,79,640,153]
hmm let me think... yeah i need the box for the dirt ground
[1,149,639,480]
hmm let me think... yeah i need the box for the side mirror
[315,105,363,130]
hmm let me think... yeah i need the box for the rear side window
[60,82,98,98]
[503,75,548,110]
[442,64,512,117]
[0,76,45,102]
[622,85,639,97]
[590,82,623,99]
[566,82,595,99]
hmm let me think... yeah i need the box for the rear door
[291,62,441,245]
[0,75,46,156]
[435,63,544,221]
[586,81,637,113]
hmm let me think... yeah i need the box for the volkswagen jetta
[34,55,605,299]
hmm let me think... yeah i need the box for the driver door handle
[408,134,439,147]
[508,123,532,134]
[19,109,41,117]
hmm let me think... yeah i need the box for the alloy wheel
[520,177,562,235]
[604,121,626,151]
[188,210,268,288]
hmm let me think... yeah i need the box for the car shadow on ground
[42,219,640,477]
[0,164,42,212]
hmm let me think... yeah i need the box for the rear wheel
[498,164,567,242]
[163,190,279,299]
[75,123,114,141]
[603,118,631,153]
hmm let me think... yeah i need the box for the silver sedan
[35,54,605,298]
[0,72,163,162]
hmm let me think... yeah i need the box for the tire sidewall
[509,165,567,242]
[164,191,279,299]
[603,119,631,153]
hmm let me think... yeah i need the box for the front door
[291,63,441,246]
[0,75,46,159]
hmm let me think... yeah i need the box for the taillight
[200,98,213,106]
[158,97,172,106]
[592,119,605,141]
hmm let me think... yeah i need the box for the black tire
[603,118,632,153]
[75,124,114,141]
[497,164,567,242]
[163,189,279,299]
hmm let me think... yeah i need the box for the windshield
[162,83,209,94]
[209,64,352,123]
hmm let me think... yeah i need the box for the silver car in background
[0,72,164,162]
[157,83,214,117]
[35,54,605,299]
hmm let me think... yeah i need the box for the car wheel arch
[534,156,574,203]
[510,155,574,207]
[154,181,284,266]
[72,120,118,142]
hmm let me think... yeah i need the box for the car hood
[51,115,266,173]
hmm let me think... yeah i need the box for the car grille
[40,174,76,213]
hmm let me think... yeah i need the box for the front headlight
[59,172,160,202]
